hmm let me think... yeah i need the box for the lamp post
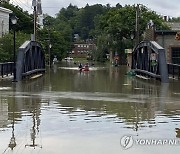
[49,43,52,67]
[130,33,134,50]
[128,33,134,68]
[10,14,18,82]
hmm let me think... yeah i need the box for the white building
[0,6,12,37]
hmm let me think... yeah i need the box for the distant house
[70,41,96,58]
[144,21,180,64]
[0,6,12,37]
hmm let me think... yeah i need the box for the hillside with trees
[0,2,174,63]
[42,3,169,62]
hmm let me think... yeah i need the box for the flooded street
[0,63,180,154]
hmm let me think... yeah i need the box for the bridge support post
[159,49,169,83]
[16,47,25,81]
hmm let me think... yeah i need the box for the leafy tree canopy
[1,2,178,63]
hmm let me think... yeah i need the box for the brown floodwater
[0,62,180,154]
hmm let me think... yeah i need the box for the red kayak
[79,66,89,72]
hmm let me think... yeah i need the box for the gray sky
[10,0,180,17]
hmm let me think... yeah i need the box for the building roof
[155,30,178,35]
[165,22,180,31]
[0,6,12,14]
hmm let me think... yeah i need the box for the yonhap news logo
[120,135,134,149]
[120,135,180,150]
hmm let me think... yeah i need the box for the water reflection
[0,77,44,153]
[0,64,180,154]
[8,101,16,150]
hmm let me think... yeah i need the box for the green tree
[169,17,180,22]
[0,32,30,62]
[93,34,108,62]
[94,4,169,62]
[38,27,69,62]
[75,4,109,39]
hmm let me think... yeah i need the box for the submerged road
[0,62,180,154]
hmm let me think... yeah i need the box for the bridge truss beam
[16,41,45,81]
[132,41,169,83]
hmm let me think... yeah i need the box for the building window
[171,47,180,64]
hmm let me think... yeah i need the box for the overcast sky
[10,0,180,17]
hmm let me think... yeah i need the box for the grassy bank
[73,57,88,63]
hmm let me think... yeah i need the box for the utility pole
[32,0,42,41]
[32,0,37,41]
[48,26,51,67]
[135,4,140,46]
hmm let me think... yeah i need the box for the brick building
[144,22,180,64]
[70,42,96,58]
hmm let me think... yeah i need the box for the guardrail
[167,63,180,79]
[0,62,14,78]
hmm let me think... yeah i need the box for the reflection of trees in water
[16,77,44,149]
[131,78,161,96]
[2,77,45,152]
[25,107,42,149]
[16,76,45,93]
[8,101,16,150]
[47,65,128,93]
[169,80,180,96]
[55,77,180,132]
[58,99,154,131]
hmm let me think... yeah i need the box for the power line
[16,0,31,9]
[12,0,32,11]
[10,2,33,20]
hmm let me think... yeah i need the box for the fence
[0,62,14,78]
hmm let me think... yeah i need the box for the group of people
[78,62,89,71]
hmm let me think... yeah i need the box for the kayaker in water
[78,62,89,71]
[79,63,83,68]
[84,63,89,71]
[78,63,83,71]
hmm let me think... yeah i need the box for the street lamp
[10,14,18,82]
[49,43,52,67]
[130,33,134,50]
